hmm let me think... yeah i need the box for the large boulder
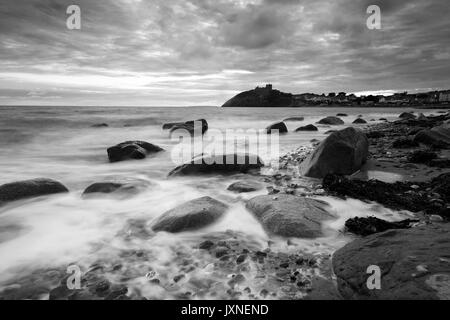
[295,124,318,132]
[266,122,288,134]
[317,116,344,125]
[245,194,334,238]
[0,178,68,205]
[82,180,150,197]
[301,127,369,178]
[333,224,450,300]
[152,196,229,233]
[169,153,264,176]
[107,141,163,162]
[413,123,450,148]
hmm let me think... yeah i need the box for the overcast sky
[1,0,449,106]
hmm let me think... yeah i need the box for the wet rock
[246,194,335,238]
[352,118,367,124]
[317,116,344,125]
[168,153,264,176]
[227,180,263,193]
[295,124,318,132]
[199,240,215,250]
[414,123,450,148]
[345,216,418,236]
[236,254,247,264]
[0,178,68,205]
[407,150,438,164]
[163,119,208,133]
[152,196,229,233]
[399,112,416,120]
[107,141,163,162]
[333,224,450,299]
[301,127,369,178]
[266,122,288,134]
[82,182,142,196]
[392,138,419,149]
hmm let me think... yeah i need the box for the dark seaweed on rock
[345,216,418,236]
[323,173,450,218]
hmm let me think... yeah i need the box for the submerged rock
[336,113,348,117]
[168,154,264,176]
[352,118,367,124]
[283,117,304,122]
[295,124,318,132]
[0,178,68,205]
[333,224,450,299]
[345,216,417,236]
[266,122,288,134]
[245,194,334,238]
[227,180,264,193]
[302,127,369,178]
[317,116,344,125]
[107,141,163,162]
[152,196,229,233]
[82,181,149,197]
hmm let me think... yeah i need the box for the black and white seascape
[0,0,449,301]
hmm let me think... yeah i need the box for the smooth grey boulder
[152,196,229,233]
[266,122,288,134]
[245,194,334,238]
[0,178,68,205]
[82,181,150,197]
[107,141,163,163]
[302,127,369,178]
[169,153,264,176]
[317,116,344,125]
[414,123,450,148]
[333,224,450,300]
[227,180,264,193]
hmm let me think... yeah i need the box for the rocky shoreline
[0,111,449,300]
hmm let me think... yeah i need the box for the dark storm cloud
[0,0,449,105]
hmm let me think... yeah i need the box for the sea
[0,105,447,299]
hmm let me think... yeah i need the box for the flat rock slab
[152,196,229,233]
[333,224,450,300]
[245,194,335,238]
[227,180,264,193]
[0,178,68,205]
